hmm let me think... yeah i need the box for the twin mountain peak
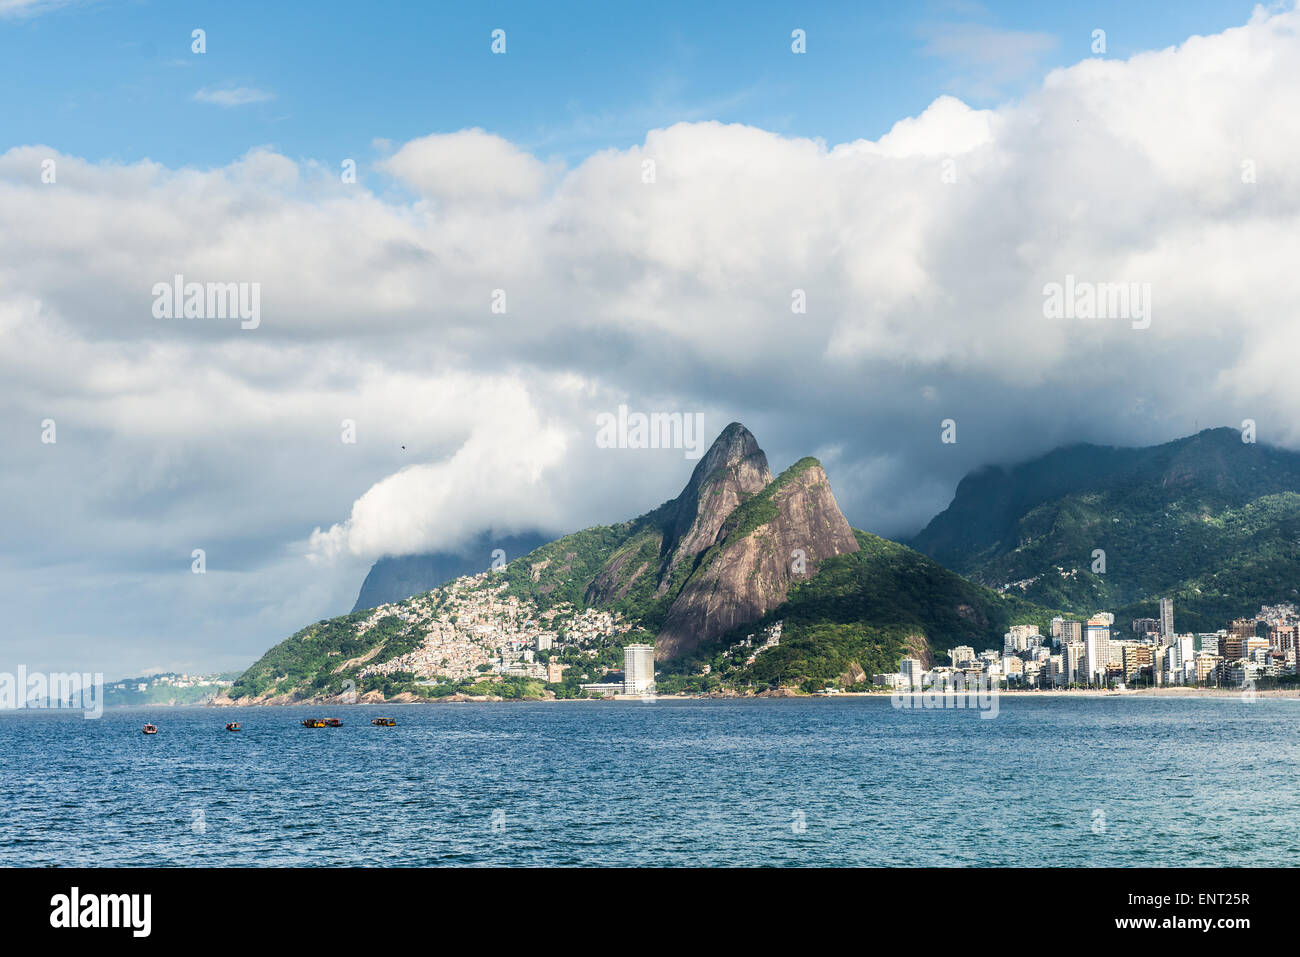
[585,422,859,658]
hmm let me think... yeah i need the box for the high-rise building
[1061,619,1082,643]
[1064,640,1086,685]
[900,658,925,690]
[1048,653,1065,687]
[1176,636,1196,683]
[1159,598,1174,645]
[950,645,976,667]
[1122,644,1153,682]
[1003,626,1039,654]
[1195,652,1223,685]
[1108,640,1133,670]
[1272,624,1298,655]
[1084,616,1111,685]
[1231,618,1257,638]
[623,643,656,694]
[1224,620,1255,662]
[1242,636,1269,660]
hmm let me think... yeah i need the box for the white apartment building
[623,643,656,694]
[900,657,926,690]
[1084,616,1111,684]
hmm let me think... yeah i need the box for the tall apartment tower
[900,657,926,690]
[1084,616,1111,686]
[623,643,656,694]
[1064,641,1086,684]
[1159,597,1174,646]
[1225,619,1257,662]
[1059,619,1083,645]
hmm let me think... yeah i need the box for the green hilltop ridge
[908,427,1300,632]
[230,426,1049,701]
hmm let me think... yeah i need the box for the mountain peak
[663,423,772,567]
[692,422,762,475]
[656,453,860,658]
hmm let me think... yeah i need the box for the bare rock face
[584,422,772,607]
[661,422,773,573]
[655,461,859,659]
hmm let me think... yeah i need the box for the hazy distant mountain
[352,531,551,612]
[230,423,1044,701]
[908,428,1300,631]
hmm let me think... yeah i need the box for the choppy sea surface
[2,696,1297,866]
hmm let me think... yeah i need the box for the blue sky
[2,0,1262,168]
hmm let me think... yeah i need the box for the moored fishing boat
[371,717,396,726]
[302,718,327,728]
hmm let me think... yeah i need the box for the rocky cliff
[655,457,859,658]
[578,424,860,658]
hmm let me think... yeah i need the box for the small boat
[372,717,396,727]
[225,722,241,731]
[302,719,327,728]
[142,724,158,735]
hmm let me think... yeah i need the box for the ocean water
[2,696,1297,866]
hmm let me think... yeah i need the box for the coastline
[194,685,1300,707]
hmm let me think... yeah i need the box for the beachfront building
[1064,641,1085,685]
[1121,644,1153,682]
[580,681,623,697]
[1084,616,1111,685]
[1048,654,1065,687]
[900,658,925,690]
[1195,652,1223,685]
[623,643,656,695]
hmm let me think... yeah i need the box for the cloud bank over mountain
[3,5,1299,674]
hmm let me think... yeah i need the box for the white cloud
[840,95,996,157]
[193,86,275,107]
[0,0,75,17]
[379,128,557,202]
[307,381,571,560]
